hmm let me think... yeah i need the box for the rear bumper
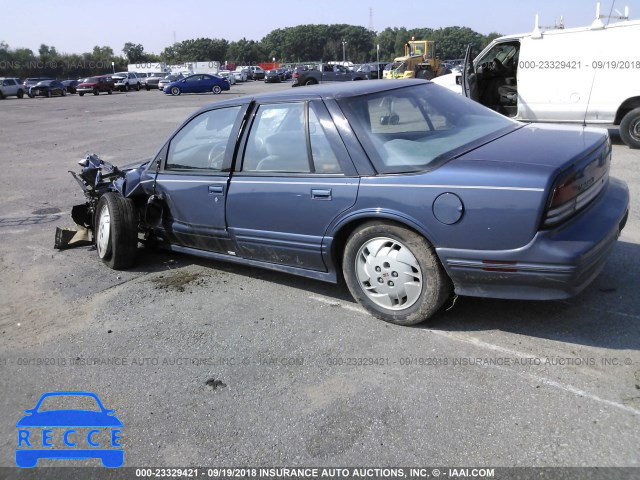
[437,177,630,300]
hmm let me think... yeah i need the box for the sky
[2,0,639,56]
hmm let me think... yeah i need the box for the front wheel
[620,107,640,149]
[124,83,130,92]
[170,86,181,96]
[93,87,99,96]
[17,90,24,98]
[94,193,138,270]
[79,92,84,96]
[304,78,317,86]
[342,222,451,325]
[135,83,140,91]
[212,85,222,94]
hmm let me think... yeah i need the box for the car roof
[202,79,431,110]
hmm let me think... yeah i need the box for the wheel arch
[327,210,440,279]
[614,96,640,125]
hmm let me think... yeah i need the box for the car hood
[457,123,607,168]
[16,410,123,427]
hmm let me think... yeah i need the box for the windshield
[82,77,99,83]
[338,83,519,174]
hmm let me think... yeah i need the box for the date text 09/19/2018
[518,60,640,70]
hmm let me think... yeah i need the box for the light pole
[341,39,347,64]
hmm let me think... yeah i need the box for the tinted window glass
[309,104,342,174]
[243,103,310,173]
[166,107,241,171]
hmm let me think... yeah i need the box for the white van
[432,6,640,148]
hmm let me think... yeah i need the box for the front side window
[166,106,241,171]
[339,83,518,173]
[242,102,343,174]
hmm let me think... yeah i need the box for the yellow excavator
[383,38,442,80]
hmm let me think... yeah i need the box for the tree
[122,42,145,63]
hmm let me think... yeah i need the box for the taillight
[293,72,299,78]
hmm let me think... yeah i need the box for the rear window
[338,83,518,173]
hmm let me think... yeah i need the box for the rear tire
[79,92,84,96]
[170,86,181,96]
[17,89,24,98]
[342,221,451,325]
[212,85,222,94]
[93,87,99,96]
[620,107,640,149]
[304,78,317,86]
[108,89,112,95]
[94,193,138,270]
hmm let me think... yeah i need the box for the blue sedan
[66,80,629,326]
[163,73,230,96]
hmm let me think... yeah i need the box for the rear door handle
[208,185,224,195]
[311,188,332,200]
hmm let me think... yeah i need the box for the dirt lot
[1,82,639,472]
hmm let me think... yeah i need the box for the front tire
[94,193,138,270]
[93,87,99,96]
[79,92,84,96]
[212,85,222,94]
[135,83,140,91]
[342,222,451,325]
[170,86,181,96]
[17,89,24,98]
[620,107,640,149]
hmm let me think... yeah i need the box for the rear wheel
[135,82,140,91]
[212,85,222,94]
[170,86,181,96]
[79,92,84,96]
[94,193,138,270]
[93,87,99,96]
[304,78,317,86]
[620,107,640,149]
[17,89,24,98]
[342,222,451,325]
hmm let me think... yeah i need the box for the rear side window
[242,102,343,174]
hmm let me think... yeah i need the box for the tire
[170,86,181,96]
[46,91,51,98]
[135,83,140,91]
[79,92,84,96]
[94,193,138,270]
[212,85,222,94]
[17,89,24,98]
[124,83,130,92]
[620,107,640,149]
[61,89,66,96]
[93,87,99,96]
[304,78,317,86]
[108,89,112,95]
[0,91,4,99]
[145,85,150,91]
[342,222,451,325]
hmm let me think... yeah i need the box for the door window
[242,102,343,174]
[166,106,241,171]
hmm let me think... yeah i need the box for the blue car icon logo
[16,391,123,468]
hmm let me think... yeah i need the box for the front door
[153,105,244,253]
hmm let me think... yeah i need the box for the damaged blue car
[64,80,629,325]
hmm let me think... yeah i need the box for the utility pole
[342,39,348,64]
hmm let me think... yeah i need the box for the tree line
[0,25,501,79]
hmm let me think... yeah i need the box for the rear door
[226,100,359,271]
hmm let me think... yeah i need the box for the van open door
[461,44,479,102]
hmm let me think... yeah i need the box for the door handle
[311,188,332,200]
[208,185,224,195]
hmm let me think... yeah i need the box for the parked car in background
[264,68,286,83]
[217,70,236,85]
[247,66,265,80]
[77,75,114,96]
[64,80,629,326]
[357,62,390,79]
[28,80,66,98]
[61,79,79,94]
[137,72,148,87]
[112,71,140,92]
[234,67,248,82]
[23,77,54,92]
[163,74,230,95]
[157,74,183,92]
[144,72,166,90]
[0,77,25,98]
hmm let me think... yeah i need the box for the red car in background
[77,75,115,96]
